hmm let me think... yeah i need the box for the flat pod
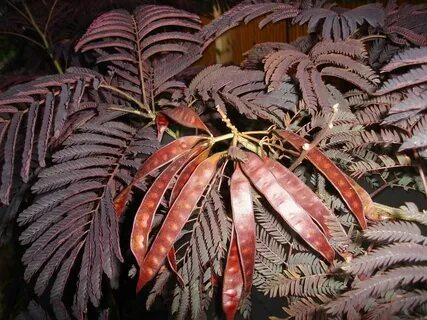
[130,150,194,269]
[222,228,244,320]
[170,147,210,204]
[230,165,255,299]
[167,247,184,286]
[136,152,222,291]
[114,135,206,217]
[161,106,211,134]
[264,157,347,239]
[275,130,368,229]
[241,151,335,262]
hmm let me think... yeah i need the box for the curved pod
[230,165,255,299]
[264,157,347,239]
[136,152,222,291]
[276,129,368,229]
[114,135,206,217]
[241,151,335,262]
[222,228,244,320]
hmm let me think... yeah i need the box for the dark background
[0,0,426,319]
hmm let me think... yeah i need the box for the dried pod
[170,147,210,204]
[136,152,222,291]
[130,151,193,270]
[167,248,184,286]
[276,129,368,229]
[264,157,347,239]
[222,228,244,320]
[114,135,206,217]
[241,151,335,262]
[230,165,255,298]
[161,106,211,134]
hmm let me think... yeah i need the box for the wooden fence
[196,0,422,66]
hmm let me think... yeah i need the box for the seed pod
[241,151,335,262]
[167,247,184,286]
[161,106,211,134]
[230,165,255,298]
[136,153,222,291]
[264,157,347,239]
[130,151,193,270]
[114,135,206,217]
[222,227,244,320]
[347,176,380,221]
[275,130,368,229]
[170,147,210,204]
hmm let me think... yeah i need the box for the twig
[414,151,427,198]
[23,3,63,73]
[369,178,400,198]
[100,83,153,117]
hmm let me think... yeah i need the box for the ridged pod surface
[241,151,335,262]
[264,157,347,239]
[161,106,211,134]
[222,228,244,320]
[275,129,368,229]
[130,150,194,270]
[230,165,255,298]
[114,135,206,217]
[136,152,222,291]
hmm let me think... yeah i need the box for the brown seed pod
[130,150,194,270]
[230,164,255,299]
[241,151,335,262]
[136,152,222,291]
[264,157,347,239]
[161,106,211,134]
[222,227,244,320]
[170,147,210,204]
[275,129,368,229]
[114,135,206,217]
[167,247,184,286]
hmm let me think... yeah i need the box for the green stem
[0,32,44,49]
[211,133,234,144]
[100,84,154,118]
[23,3,63,74]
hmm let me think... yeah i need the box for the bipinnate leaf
[264,157,346,239]
[222,228,244,320]
[230,165,255,299]
[276,130,368,229]
[114,135,206,217]
[340,242,427,276]
[240,151,334,262]
[136,152,222,291]
[161,106,211,134]
[327,266,427,317]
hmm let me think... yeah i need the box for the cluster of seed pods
[240,151,335,262]
[136,152,223,290]
[114,135,206,218]
[130,145,207,270]
[264,157,347,239]
[275,129,373,228]
[221,151,358,319]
